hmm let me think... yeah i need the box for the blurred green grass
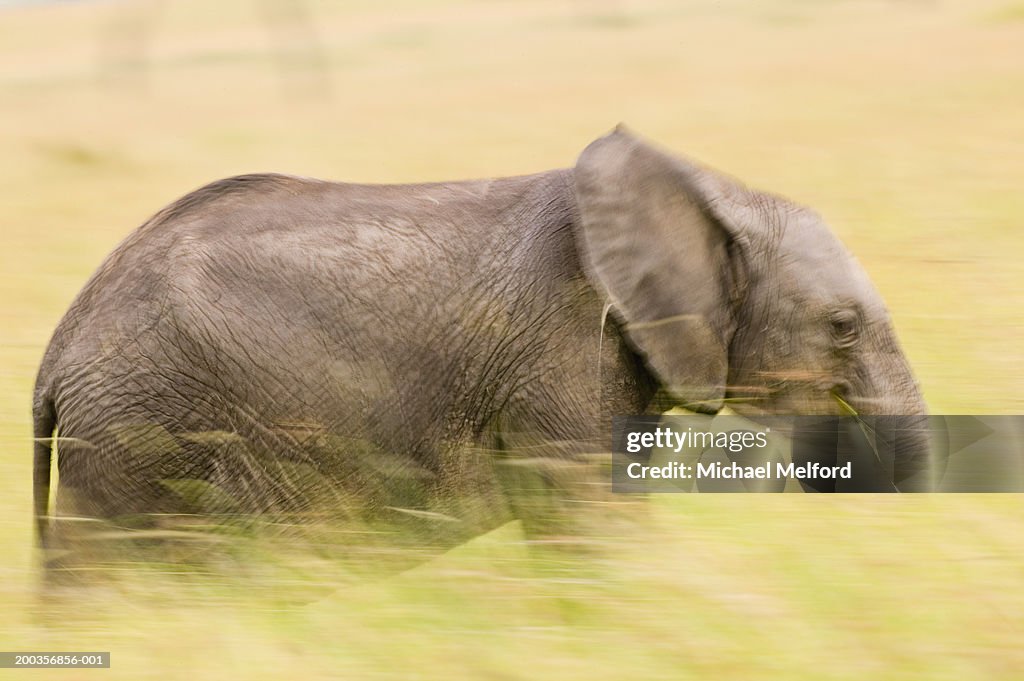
[1,0,1023,678]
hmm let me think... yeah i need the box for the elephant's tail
[32,390,56,549]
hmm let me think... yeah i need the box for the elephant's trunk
[847,350,932,491]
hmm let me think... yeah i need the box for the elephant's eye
[829,310,860,347]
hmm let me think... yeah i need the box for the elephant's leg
[484,412,608,550]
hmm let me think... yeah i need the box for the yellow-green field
[1,0,1022,678]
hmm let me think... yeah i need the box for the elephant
[32,126,929,560]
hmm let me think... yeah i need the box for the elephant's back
[132,168,574,243]
[48,167,574,334]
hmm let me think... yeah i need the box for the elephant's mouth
[728,370,923,417]
[787,413,932,491]
[722,376,932,490]
[722,374,836,416]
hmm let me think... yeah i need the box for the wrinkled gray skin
[33,127,928,550]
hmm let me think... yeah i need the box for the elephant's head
[574,127,928,485]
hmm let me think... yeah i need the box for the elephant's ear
[573,127,749,412]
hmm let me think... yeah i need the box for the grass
[0,0,1022,678]
[985,1,1024,23]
